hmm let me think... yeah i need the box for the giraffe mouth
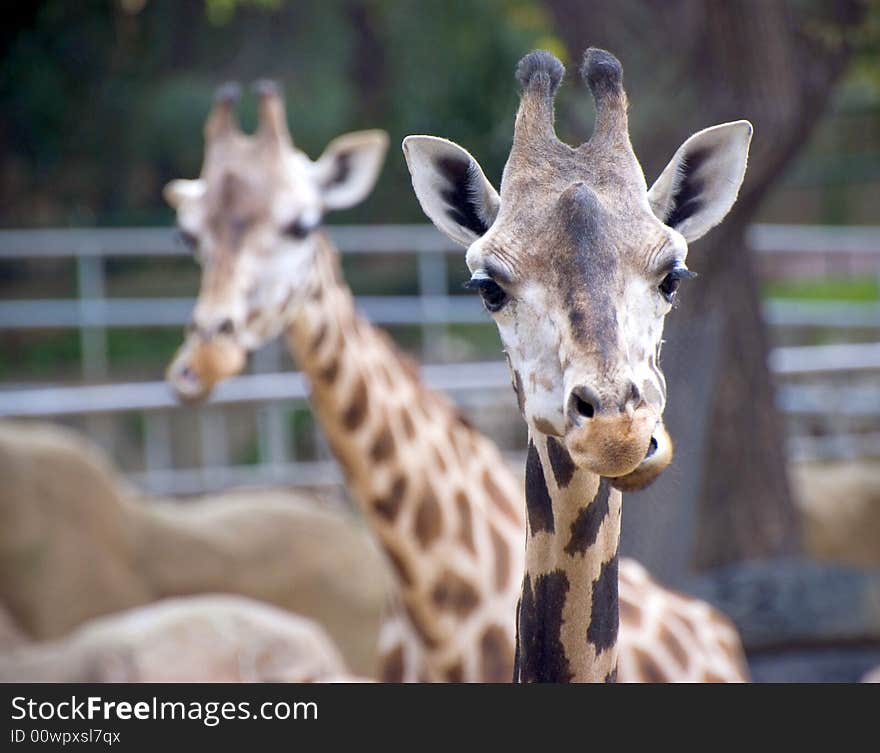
[609,424,673,492]
[166,334,247,404]
[564,405,657,477]
[169,363,212,404]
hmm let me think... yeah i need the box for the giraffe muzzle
[166,334,247,404]
[563,404,658,478]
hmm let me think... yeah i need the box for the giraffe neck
[285,232,523,681]
[514,434,622,683]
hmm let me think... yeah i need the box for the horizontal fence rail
[2,223,879,494]
[1,222,878,258]
[0,361,512,417]
[5,297,880,332]
[0,225,458,259]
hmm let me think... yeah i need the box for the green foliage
[763,276,879,302]
[0,330,80,379]
[205,0,284,27]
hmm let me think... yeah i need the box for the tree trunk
[544,0,866,568]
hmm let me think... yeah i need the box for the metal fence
[1,224,879,495]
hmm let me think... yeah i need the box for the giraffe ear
[403,135,500,247]
[647,120,753,243]
[163,179,206,209]
[313,130,389,211]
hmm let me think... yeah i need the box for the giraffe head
[404,49,750,486]
[165,82,388,401]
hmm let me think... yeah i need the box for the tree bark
[544,0,866,568]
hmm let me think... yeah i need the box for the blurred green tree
[0,0,565,226]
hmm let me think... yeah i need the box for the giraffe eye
[658,266,696,303]
[282,213,322,240]
[658,273,680,302]
[465,276,508,313]
[282,219,311,239]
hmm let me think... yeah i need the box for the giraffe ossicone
[404,47,751,681]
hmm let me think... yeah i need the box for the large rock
[0,606,27,652]
[0,421,391,676]
[792,460,880,566]
[0,595,356,682]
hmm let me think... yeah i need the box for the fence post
[251,340,291,481]
[76,254,108,380]
[417,249,448,361]
[199,408,228,490]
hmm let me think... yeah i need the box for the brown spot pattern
[432,446,448,473]
[372,475,407,522]
[319,357,339,383]
[310,322,328,354]
[413,483,443,548]
[482,469,519,524]
[400,409,416,439]
[619,597,641,627]
[633,647,666,683]
[546,436,576,488]
[480,625,513,682]
[384,547,413,587]
[455,491,476,555]
[444,662,465,683]
[431,570,480,616]
[380,644,405,682]
[532,417,559,436]
[342,378,368,430]
[370,426,395,463]
[404,600,440,649]
[659,624,689,670]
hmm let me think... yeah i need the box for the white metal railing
[2,223,879,493]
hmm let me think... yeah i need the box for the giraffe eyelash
[464,274,509,312]
[658,264,696,304]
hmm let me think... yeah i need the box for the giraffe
[164,80,748,682]
[403,48,753,681]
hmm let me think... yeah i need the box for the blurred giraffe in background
[164,81,748,682]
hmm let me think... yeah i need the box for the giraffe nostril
[569,385,600,422]
[630,382,641,404]
[621,381,643,415]
[574,395,595,418]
